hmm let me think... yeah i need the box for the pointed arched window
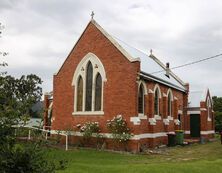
[207,98,211,119]
[138,85,144,114]
[77,76,83,111]
[154,89,160,115]
[95,73,102,111]
[73,53,106,115]
[168,93,172,116]
[85,62,93,111]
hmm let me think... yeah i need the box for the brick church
[44,18,215,152]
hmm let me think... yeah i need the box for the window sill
[130,117,141,125]
[148,118,157,125]
[174,119,180,125]
[167,116,174,120]
[138,114,147,119]
[163,118,170,125]
[207,117,212,121]
[72,111,104,116]
[154,115,161,120]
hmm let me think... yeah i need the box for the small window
[85,62,93,111]
[95,73,102,111]
[154,89,159,115]
[138,85,144,114]
[77,76,83,111]
[207,98,211,119]
[168,93,172,116]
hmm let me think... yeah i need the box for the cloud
[1,0,222,96]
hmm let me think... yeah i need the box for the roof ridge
[91,19,140,62]
[92,20,186,90]
[112,36,153,59]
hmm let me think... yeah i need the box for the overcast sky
[1,0,222,96]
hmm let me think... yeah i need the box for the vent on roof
[165,62,170,78]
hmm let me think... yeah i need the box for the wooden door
[190,114,200,137]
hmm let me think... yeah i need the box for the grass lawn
[46,139,222,173]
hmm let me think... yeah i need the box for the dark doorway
[190,114,200,137]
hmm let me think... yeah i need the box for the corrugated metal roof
[24,118,42,128]
[114,37,186,91]
[56,19,186,91]
[15,118,43,128]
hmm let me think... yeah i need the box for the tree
[212,96,222,132]
[0,22,8,76]
[0,74,55,172]
[0,23,65,173]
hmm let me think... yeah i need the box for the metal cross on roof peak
[150,49,153,55]
[91,11,95,20]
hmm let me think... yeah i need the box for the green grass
[45,140,222,173]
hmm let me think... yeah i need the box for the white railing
[15,126,69,151]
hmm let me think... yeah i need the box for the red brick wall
[200,90,214,139]
[50,21,188,151]
[52,22,140,134]
[184,89,214,140]
[137,81,185,134]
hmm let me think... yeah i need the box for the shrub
[80,122,100,138]
[215,111,222,132]
[77,122,102,146]
[106,115,133,150]
[0,142,56,173]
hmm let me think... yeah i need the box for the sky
[1,0,222,96]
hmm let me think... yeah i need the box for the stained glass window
[85,62,93,111]
[154,89,159,115]
[207,99,211,119]
[77,76,83,111]
[168,93,172,116]
[95,73,102,111]
[138,85,144,114]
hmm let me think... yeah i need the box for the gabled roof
[91,20,186,92]
[113,37,186,91]
[56,19,187,92]
[188,88,210,108]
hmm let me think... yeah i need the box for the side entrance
[190,114,200,137]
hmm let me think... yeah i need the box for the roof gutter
[139,71,187,93]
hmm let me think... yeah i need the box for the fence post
[28,129,31,140]
[66,135,68,151]
[45,131,48,140]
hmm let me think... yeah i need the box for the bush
[106,115,133,150]
[0,142,56,173]
[80,122,100,138]
[77,122,102,147]
[215,111,222,132]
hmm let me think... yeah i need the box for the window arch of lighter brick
[153,84,162,98]
[207,97,211,108]
[167,88,173,116]
[72,52,106,114]
[72,52,107,86]
[167,89,174,101]
[138,80,148,95]
[207,97,211,119]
